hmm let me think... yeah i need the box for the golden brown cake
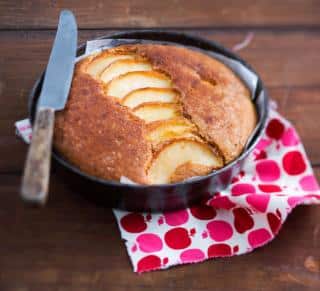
[54,44,257,184]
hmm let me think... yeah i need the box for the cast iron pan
[28,30,269,212]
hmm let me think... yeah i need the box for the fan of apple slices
[83,51,223,184]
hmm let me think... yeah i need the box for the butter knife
[21,10,77,205]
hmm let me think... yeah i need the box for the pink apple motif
[164,209,189,226]
[299,175,320,191]
[136,233,163,253]
[246,194,270,212]
[287,196,304,207]
[206,221,233,242]
[281,127,299,146]
[256,160,281,182]
[231,183,256,196]
[248,228,272,248]
[255,138,272,151]
[180,249,205,263]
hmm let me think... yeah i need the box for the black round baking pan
[28,30,269,212]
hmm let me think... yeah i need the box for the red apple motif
[266,118,285,140]
[258,184,282,193]
[164,227,191,249]
[190,205,217,220]
[120,213,147,233]
[207,243,232,257]
[282,151,306,175]
[137,255,161,273]
[255,150,267,160]
[267,212,281,234]
[233,207,254,233]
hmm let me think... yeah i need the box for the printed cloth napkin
[16,106,320,273]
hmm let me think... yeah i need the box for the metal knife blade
[38,10,77,110]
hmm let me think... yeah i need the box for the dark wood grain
[0,169,319,291]
[2,29,320,87]
[0,0,320,29]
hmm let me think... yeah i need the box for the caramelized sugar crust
[54,74,152,183]
[54,44,257,184]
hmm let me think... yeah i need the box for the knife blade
[38,10,77,110]
[21,10,78,205]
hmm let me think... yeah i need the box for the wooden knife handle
[21,108,55,205]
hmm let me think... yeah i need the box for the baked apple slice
[122,88,179,108]
[146,118,197,146]
[100,59,152,83]
[147,139,223,184]
[85,53,135,77]
[105,71,172,99]
[132,103,180,123]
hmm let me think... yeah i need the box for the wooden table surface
[0,1,320,290]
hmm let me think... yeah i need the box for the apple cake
[54,44,257,184]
